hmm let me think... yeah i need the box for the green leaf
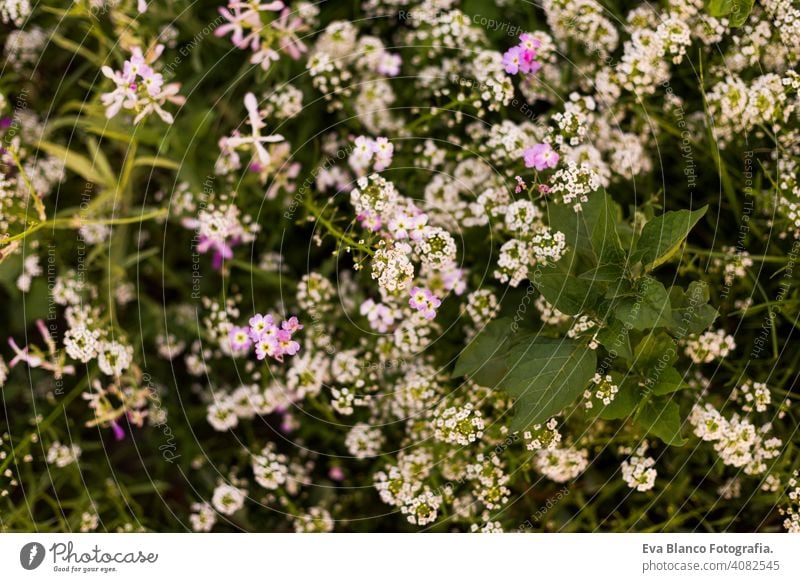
[597,378,639,420]
[547,189,625,267]
[453,318,529,387]
[590,190,625,266]
[636,398,687,446]
[532,266,604,316]
[595,318,633,361]
[650,367,687,396]
[633,332,678,373]
[615,276,672,331]
[669,281,718,335]
[633,206,707,271]
[578,263,626,282]
[500,339,597,430]
[707,0,754,27]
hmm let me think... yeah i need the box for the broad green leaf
[633,206,707,271]
[614,276,672,331]
[547,189,625,267]
[500,339,597,430]
[590,191,625,266]
[579,263,626,282]
[453,318,530,387]
[595,318,633,361]
[650,367,687,396]
[533,267,604,316]
[636,398,687,446]
[634,331,678,373]
[597,377,639,420]
[669,281,718,335]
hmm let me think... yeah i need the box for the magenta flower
[523,143,560,171]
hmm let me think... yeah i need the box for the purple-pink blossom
[523,143,560,171]
[244,313,302,362]
[409,287,442,320]
[503,33,542,76]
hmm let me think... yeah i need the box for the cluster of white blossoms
[584,373,619,409]
[345,423,385,459]
[683,329,736,364]
[46,441,82,468]
[781,472,800,533]
[689,403,782,475]
[534,446,589,483]
[736,380,772,413]
[548,161,602,212]
[0,0,31,26]
[523,418,562,451]
[706,72,798,143]
[433,403,485,446]
[294,507,335,533]
[620,442,657,492]
[211,483,247,516]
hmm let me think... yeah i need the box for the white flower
[211,484,246,515]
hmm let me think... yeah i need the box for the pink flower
[523,143,559,171]
[249,313,275,340]
[229,325,253,352]
[502,46,523,75]
[281,316,303,332]
[409,287,442,320]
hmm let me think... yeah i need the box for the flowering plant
[1,0,799,534]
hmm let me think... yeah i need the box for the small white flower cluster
[494,239,533,288]
[689,403,782,475]
[534,446,589,483]
[541,0,619,57]
[189,502,217,532]
[262,83,304,120]
[548,161,601,212]
[523,418,562,451]
[371,241,415,294]
[252,443,291,490]
[711,245,753,287]
[620,442,657,492]
[684,329,736,364]
[345,423,385,459]
[737,380,771,413]
[0,0,31,26]
[530,227,567,263]
[401,488,443,526]
[211,483,247,516]
[16,254,41,293]
[584,373,619,409]
[294,507,334,532]
[46,441,82,468]
[466,454,511,510]
[535,295,570,326]
[433,403,485,446]
[781,472,800,533]
[463,289,499,331]
[707,72,797,143]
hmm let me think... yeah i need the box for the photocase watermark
[20,542,45,570]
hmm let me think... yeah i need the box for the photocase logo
[20,542,46,570]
